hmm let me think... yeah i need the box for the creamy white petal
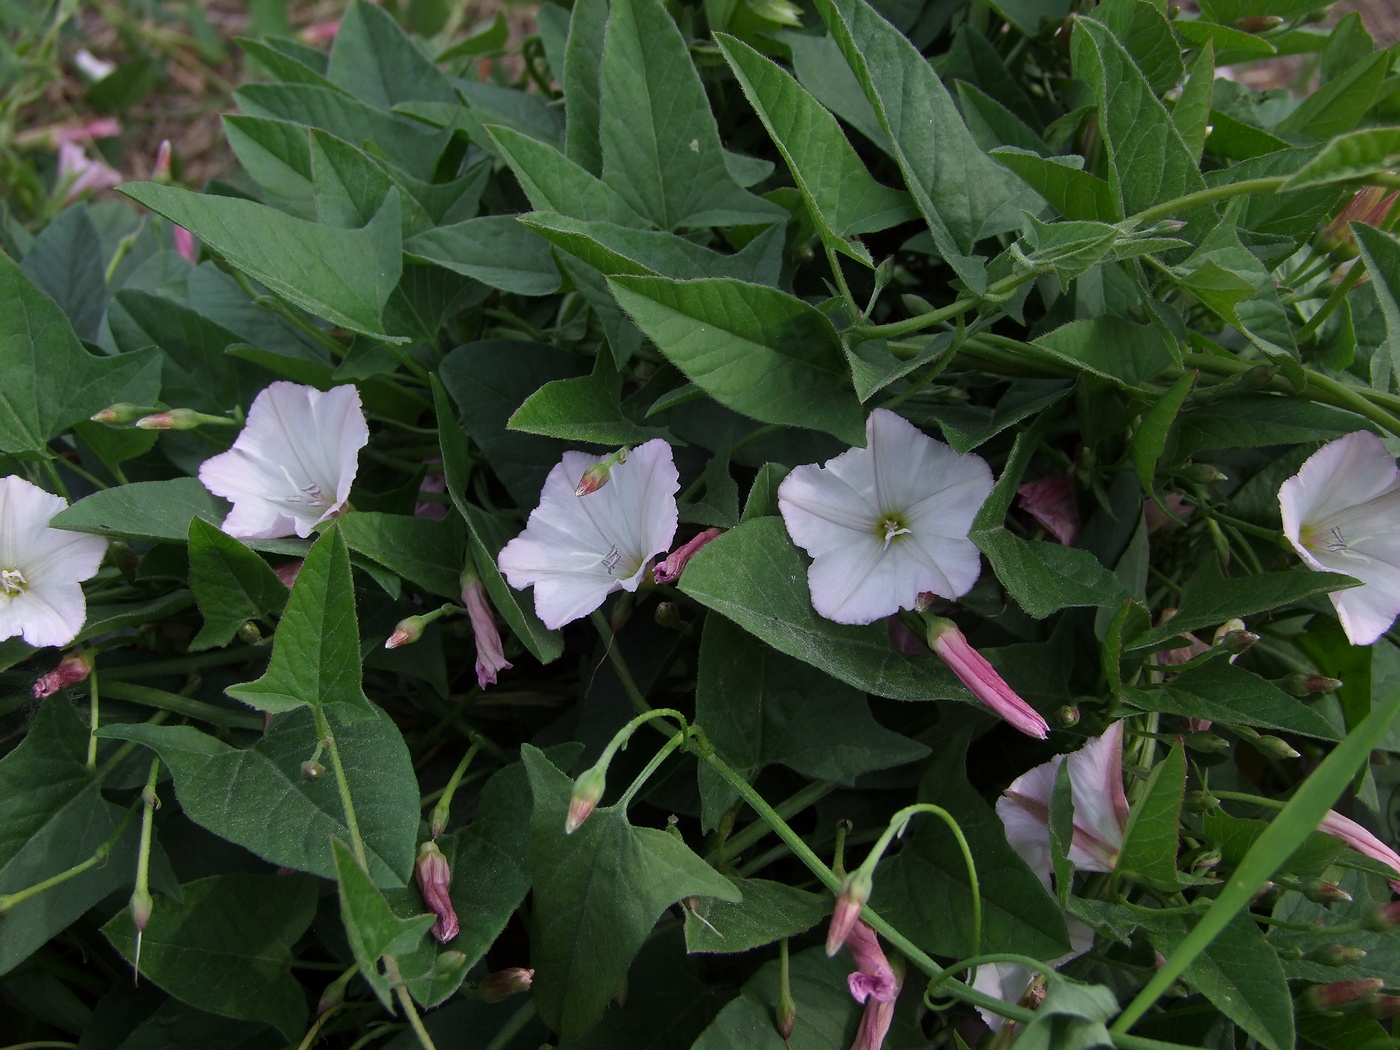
[22,525,108,585]
[498,440,679,629]
[804,534,911,624]
[0,478,67,568]
[997,760,1060,888]
[1332,562,1400,646]
[7,581,88,648]
[778,460,883,552]
[200,382,368,539]
[0,477,105,648]
[1281,432,1397,544]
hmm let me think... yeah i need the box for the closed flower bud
[1275,673,1343,696]
[1301,978,1383,1012]
[1301,878,1353,905]
[90,403,147,425]
[135,408,233,431]
[385,615,426,650]
[1366,900,1400,931]
[1240,364,1279,389]
[825,868,873,956]
[1180,462,1228,485]
[480,967,534,1002]
[415,841,459,943]
[1191,848,1222,872]
[237,622,263,644]
[566,767,606,834]
[32,651,94,699]
[1254,735,1301,760]
[153,140,173,183]
[318,966,355,1015]
[130,886,153,933]
[654,601,681,628]
[1185,790,1220,813]
[1235,14,1283,31]
[301,760,325,782]
[1055,705,1080,728]
[1367,995,1400,1019]
[1186,731,1230,753]
[575,447,630,496]
[1306,944,1367,966]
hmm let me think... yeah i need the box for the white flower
[777,409,994,625]
[199,382,369,540]
[498,440,679,630]
[1279,431,1400,646]
[0,477,108,648]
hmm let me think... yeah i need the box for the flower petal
[0,582,87,648]
[1065,721,1128,872]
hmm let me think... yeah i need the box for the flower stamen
[1325,525,1349,553]
[880,517,911,551]
[0,568,27,596]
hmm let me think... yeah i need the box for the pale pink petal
[1018,475,1079,545]
[929,624,1049,738]
[1065,721,1128,871]
[1317,810,1400,892]
[997,764,1059,889]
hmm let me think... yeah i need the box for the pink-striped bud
[415,841,459,943]
[480,967,534,1002]
[825,869,872,956]
[385,615,426,650]
[33,651,94,699]
[461,573,511,688]
[565,767,606,834]
[926,619,1049,739]
[1302,978,1383,1012]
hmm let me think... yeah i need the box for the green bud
[1055,705,1080,728]
[1184,789,1220,813]
[1186,731,1230,753]
[90,403,148,425]
[1306,944,1367,967]
[566,767,606,834]
[1274,672,1343,697]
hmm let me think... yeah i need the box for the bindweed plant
[6,0,1400,1046]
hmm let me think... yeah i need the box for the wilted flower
[925,618,1049,739]
[1017,474,1079,545]
[198,382,369,540]
[1278,431,1400,645]
[498,439,679,630]
[415,841,459,943]
[57,142,122,204]
[32,650,94,699]
[778,409,993,625]
[415,460,447,520]
[653,528,724,585]
[462,571,511,688]
[841,921,902,1050]
[0,477,108,649]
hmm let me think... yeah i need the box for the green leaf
[523,745,741,1036]
[990,149,1118,223]
[0,699,141,976]
[715,34,914,265]
[488,126,650,228]
[691,947,860,1050]
[187,518,289,651]
[325,0,456,109]
[912,377,1071,453]
[1281,129,1400,190]
[119,182,405,340]
[1092,0,1183,96]
[1276,51,1387,142]
[561,0,606,175]
[309,128,398,230]
[1131,371,1194,496]
[508,372,674,445]
[597,0,785,229]
[684,877,829,954]
[1116,741,1185,887]
[404,216,561,295]
[432,375,563,663]
[680,517,971,702]
[519,211,785,284]
[226,527,374,715]
[19,204,106,342]
[1353,224,1400,383]
[1146,911,1293,1050]
[1124,559,1359,652]
[98,704,419,886]
[1204,813,1345,878]
[332,839,434,1011]
[1173,43,1215,163]
[1119,663,1341,740]
[103,874,317,1037]
[337,512,462,598]
[1174,394,1367,454]
[1032,317,1177,389]
[1071,17,1206,218]
[52,478,228,543]
[0,253,160,454]
[607,276,866,444]
[696,613,929,823]
[972,530,1130,618]
[814,0,1031,286]
[872,730,1072,960]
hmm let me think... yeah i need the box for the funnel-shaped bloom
[778,409,993,625]
[199,382,369,540]
[58,141,122,203]
[498,439,679,629]
[462,574,511,688]
[1279,431,1400,645]
[1017,474,1079,546]
[0,478,108,649]
[415,841,459,943]
[841,921,902,1050]
[1317,809,1400,894]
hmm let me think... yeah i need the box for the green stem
[0,801,139,914]
[87,666,100,772]
[98,681,264,732]
[96,711,170,780]
[591,610,652,716]
[710,779,838,862]
[849,272,1033,341]
[315,706,368,872]
[386,959,439,1050]
[100,647,266,680]
[1296,257,1367,343]
[1202,509,1279,543]
[825,244,861,323]
[1126,176,1289,226]
[1211,789,1285,810]
[617,730,685,808]
[428,742,481,838]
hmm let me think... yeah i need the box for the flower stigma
[879,516,912,551]
[0,568,27,596]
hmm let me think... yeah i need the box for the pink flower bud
[130,886,153,933]
[153,140,173,182]
[33,651,94,699]
[273,560,304,589]
[565,767,606,834]
[1306,944,1367,966]
[479,967,534,1002]
[926,620,1049,739]
[415,841,459,943]
[90,403,145,425]
[652,528,724,585]
[843,921,902,1050]
[575,448,630,496]
[57,141,122,204]
[1367,900,1400,931]
[825,869,872,956]
[173,226,196,263]
[1319,186,1399,256]
[385,615,426,650]
[462,574,511,688]
[299,19,341,43]
[1302,978,1383,1012]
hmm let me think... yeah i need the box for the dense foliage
[5,0,1400,1046]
